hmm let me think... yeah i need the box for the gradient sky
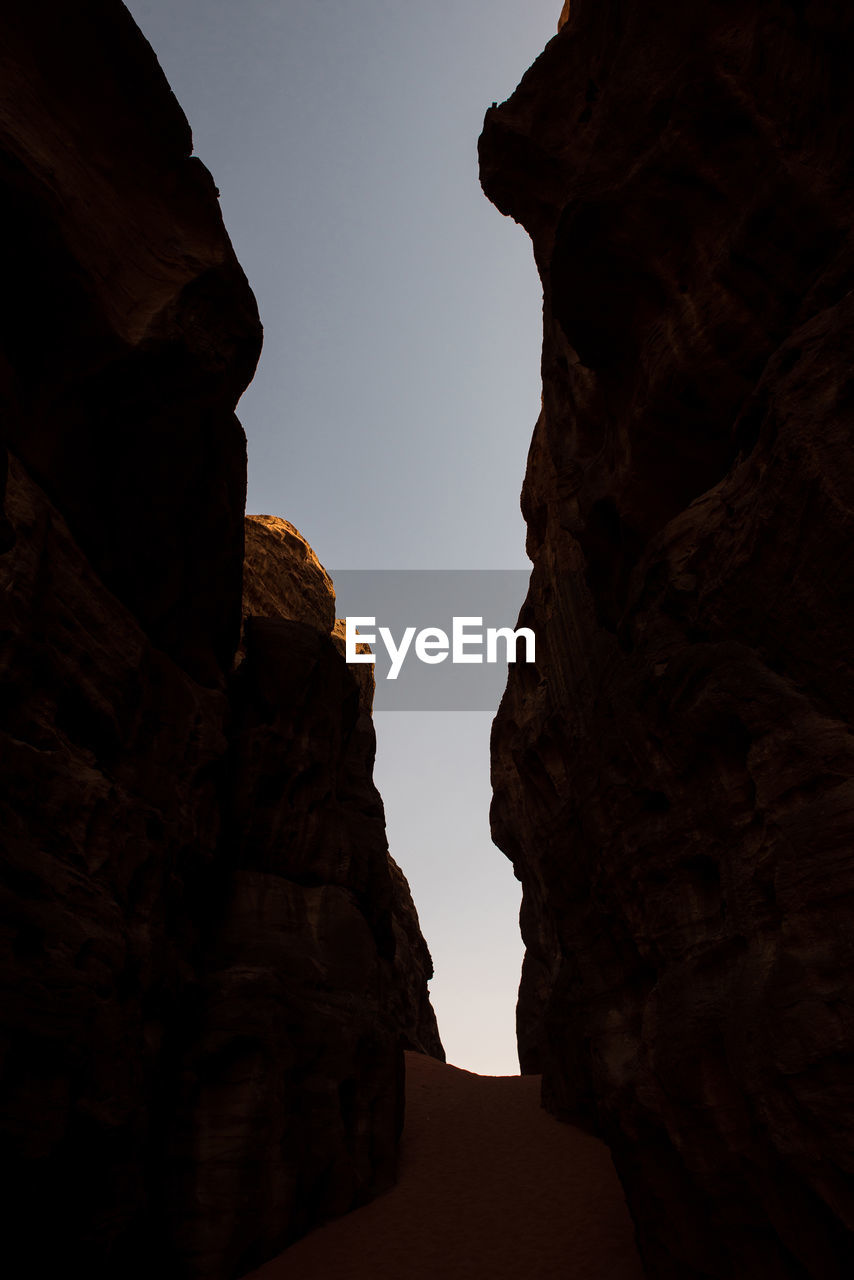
[124,0,561,1074]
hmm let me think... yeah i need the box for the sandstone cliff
[482,1,854,1276]
[0,4,438,1277]
[241,514,444,1064]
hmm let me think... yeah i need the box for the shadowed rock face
[1,452,231,1275]
[241,514,444,1065]
[0,5,438,1278]
[481,2,854,1277]
[0,1,261,687]
[167,609,404,1279]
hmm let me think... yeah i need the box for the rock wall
[0,4,438,1277]
[481,2,854,1277]
[241,515,444,1064]
[0,0,259,686]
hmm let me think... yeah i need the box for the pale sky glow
[124,0,560,1074]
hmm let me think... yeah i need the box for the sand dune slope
[247,1052,644,1279]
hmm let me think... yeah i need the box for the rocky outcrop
[243,516,336,635]
[241,514,444,1064]
[481,2,854,1277]
[0,5,437,1278]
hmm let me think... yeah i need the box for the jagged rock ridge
[481,2,854,1277]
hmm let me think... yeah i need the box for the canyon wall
[482,1,854,1276]
[240,514,444,1067]
[0,4,438,1277]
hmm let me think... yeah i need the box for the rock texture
[168,605,405,1280]
[0,5,438,1279]
[1,451,231,1276]
[242,514,444,1065]
[481,2,854,1277]
[243,516,337,636]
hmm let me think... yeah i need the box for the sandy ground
[246,1051,644,1280]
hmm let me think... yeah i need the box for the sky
[124,0,560,1074]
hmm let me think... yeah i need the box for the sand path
[247,1051,644,1279]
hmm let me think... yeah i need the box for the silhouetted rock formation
[242,515,444,1064]
[0,2,258,687]
[481,2,854,1277]
[0,4,438,1278]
